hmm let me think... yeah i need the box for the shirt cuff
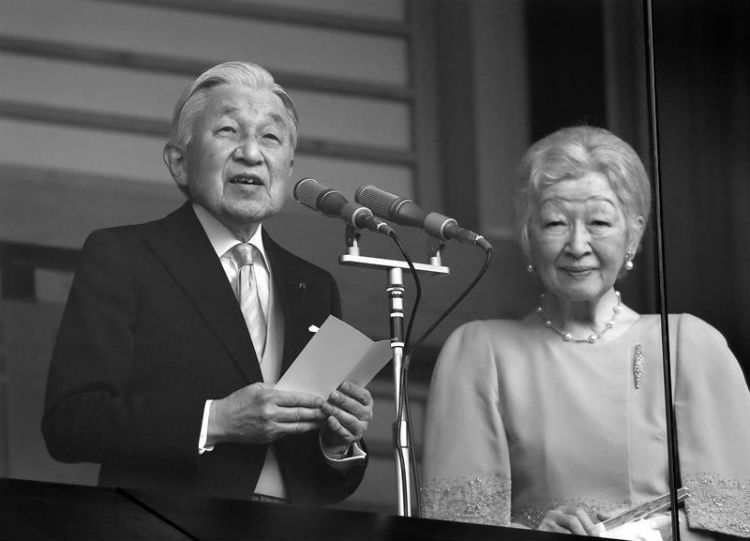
[198,399,215,454]
[319,433,366,469]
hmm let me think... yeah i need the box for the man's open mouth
[229,174,263,186]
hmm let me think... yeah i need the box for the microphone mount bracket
[341,225,450,275]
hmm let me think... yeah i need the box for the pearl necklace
[536,291,622,344]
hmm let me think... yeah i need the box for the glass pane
[419,2,749,541]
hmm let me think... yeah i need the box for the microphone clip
[344,224,362,256]
[425,236,446,266]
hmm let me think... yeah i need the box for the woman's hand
[538,505,603,536]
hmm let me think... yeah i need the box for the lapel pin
[308,324,319,333]
[297,282,307,290]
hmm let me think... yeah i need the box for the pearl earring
[624,249,635,271]
[527,263,535,273]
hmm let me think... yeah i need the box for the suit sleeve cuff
[319,433,366,470]
[198,399,214,454]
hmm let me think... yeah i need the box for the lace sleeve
[684,473,750,538]
[420,473,512,526]
[673,315,750,538]
[421,322,514,526]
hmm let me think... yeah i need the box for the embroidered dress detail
[420,473,512,526]
[684,473,750,537]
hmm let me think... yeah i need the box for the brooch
[633,344,644,389]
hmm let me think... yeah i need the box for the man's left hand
[320,381,373,457]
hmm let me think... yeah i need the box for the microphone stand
[339,226,449,517]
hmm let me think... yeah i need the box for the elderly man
[42,62,372,504]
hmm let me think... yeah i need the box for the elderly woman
[421,126,749,540]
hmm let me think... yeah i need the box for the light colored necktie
[231,243,267,359]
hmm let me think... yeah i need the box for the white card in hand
[275,315,391,397]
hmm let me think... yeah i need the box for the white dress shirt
[191,204,364,499]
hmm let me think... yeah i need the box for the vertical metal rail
[642,1,682,539]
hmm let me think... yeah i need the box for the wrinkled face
[174,84,295,235]
[529,172,636,303]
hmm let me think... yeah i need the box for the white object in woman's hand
[603,514,671,541]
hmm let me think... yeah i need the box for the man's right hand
[206,383,326,445]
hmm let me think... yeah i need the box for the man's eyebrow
[267,112,291,129]
[217,106,290,130]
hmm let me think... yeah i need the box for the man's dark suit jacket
[42,202,366,504]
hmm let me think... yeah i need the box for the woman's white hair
[514,125,651,259]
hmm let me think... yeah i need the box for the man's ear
[163,142,188,190]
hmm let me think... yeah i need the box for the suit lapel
[263,232,320,376]
[146,203,263,384]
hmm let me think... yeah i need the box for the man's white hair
[169,61,298,149]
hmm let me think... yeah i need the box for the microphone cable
[399,245,494,517]
[406,246,493,361]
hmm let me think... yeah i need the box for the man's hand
[320,381,373,457]
[207,383,326,445]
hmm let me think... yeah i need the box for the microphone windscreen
[356,185,426,227]
[293,178,322,208]
[355,185,398,217]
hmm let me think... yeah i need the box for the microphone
[294,178,395,236]
[354,185,492,252]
